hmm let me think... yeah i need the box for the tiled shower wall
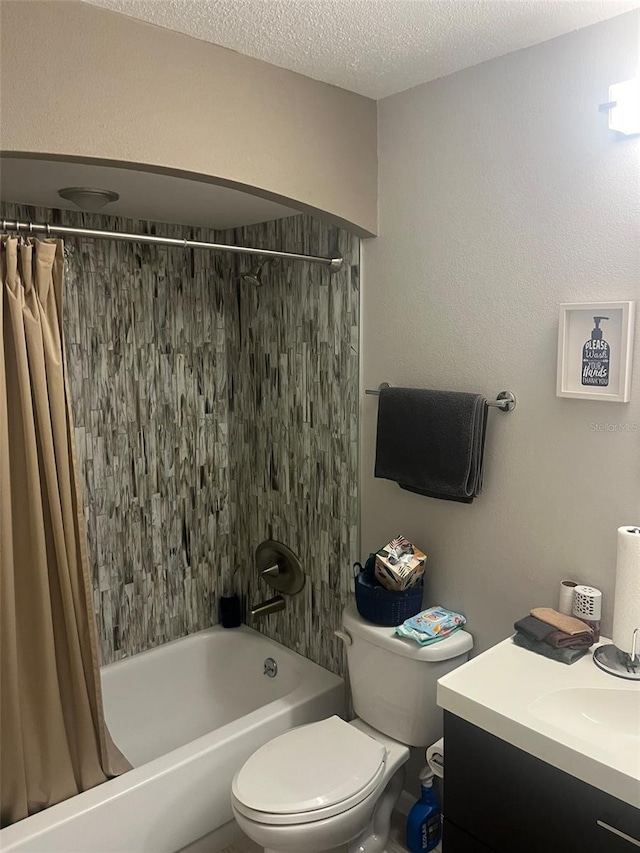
[226,219,360,675]
[2,202,233,663]
[1,202,359,674]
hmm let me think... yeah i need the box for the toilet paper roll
[426,737,444,778]
[612,526,640,655]
[558,580,577,616]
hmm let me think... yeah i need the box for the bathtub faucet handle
[261,563,281,580]
[255,540,305,596]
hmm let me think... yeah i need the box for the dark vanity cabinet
[443,712,640,853]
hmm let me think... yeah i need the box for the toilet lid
[232,716,386,817]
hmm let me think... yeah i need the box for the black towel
[374,387,488,503]
[513,615,555,643]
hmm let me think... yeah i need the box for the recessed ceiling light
[58,187,120,211]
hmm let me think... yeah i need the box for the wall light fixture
[600,77,640,136]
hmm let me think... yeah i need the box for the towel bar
[364,384,516,413]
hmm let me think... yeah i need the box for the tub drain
[263,657,277,678]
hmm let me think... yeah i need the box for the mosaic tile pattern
[2,202,233,662]
[226,218,360,676]
[1,202,359,674]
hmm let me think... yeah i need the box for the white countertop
[437,637,640,808]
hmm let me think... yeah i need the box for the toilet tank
[341,605,473,747]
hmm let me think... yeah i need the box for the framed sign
[556,301,635,402]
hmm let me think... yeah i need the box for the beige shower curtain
[0,236,130,827]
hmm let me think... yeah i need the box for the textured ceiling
[85,0,638,99]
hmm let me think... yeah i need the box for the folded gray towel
[514,616,593,649]
[513,631,589,665]
[374,387,488,503]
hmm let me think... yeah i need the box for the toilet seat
[231,716,387,826]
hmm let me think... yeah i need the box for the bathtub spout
[250,595,285,620]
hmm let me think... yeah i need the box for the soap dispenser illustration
[582,316,610,387]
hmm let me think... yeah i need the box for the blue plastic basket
[354,554,423,627]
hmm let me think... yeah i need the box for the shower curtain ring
[183,238,188,249]
[29,222,33,237]
[46,223,51,237]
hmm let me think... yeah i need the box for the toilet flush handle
[334,629,352,646]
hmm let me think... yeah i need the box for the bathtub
[0,624,345,853]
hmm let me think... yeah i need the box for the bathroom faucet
[250,564,286,620]
[250,540,305,621]
[250,594,285,620]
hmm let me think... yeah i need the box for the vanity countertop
[437,637,640,808]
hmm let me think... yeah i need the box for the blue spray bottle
[406,766,441,853]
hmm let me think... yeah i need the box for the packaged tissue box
[374,536,427,591]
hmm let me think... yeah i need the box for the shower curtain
[0,236,130,827]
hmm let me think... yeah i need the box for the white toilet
[231,604,473,853]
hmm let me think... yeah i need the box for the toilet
[231,604,473,853]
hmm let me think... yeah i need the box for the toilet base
[232,719,410,853]
[347,766,404,853]
[234,766,405,853]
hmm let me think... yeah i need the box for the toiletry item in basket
[354,562,424,627]
[406,767,441,852]
[374,535,427,591]
[395,606,466,645]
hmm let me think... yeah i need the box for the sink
[528,687,640,749]
[437,637,640,808]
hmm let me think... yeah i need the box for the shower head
[241,257,280,287]
[241,262,264,288]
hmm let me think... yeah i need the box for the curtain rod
[1,220,344,271]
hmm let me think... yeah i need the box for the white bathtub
[0,624,345,853]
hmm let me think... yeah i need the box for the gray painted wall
[1,203,359,672]
[361,12,640,655]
